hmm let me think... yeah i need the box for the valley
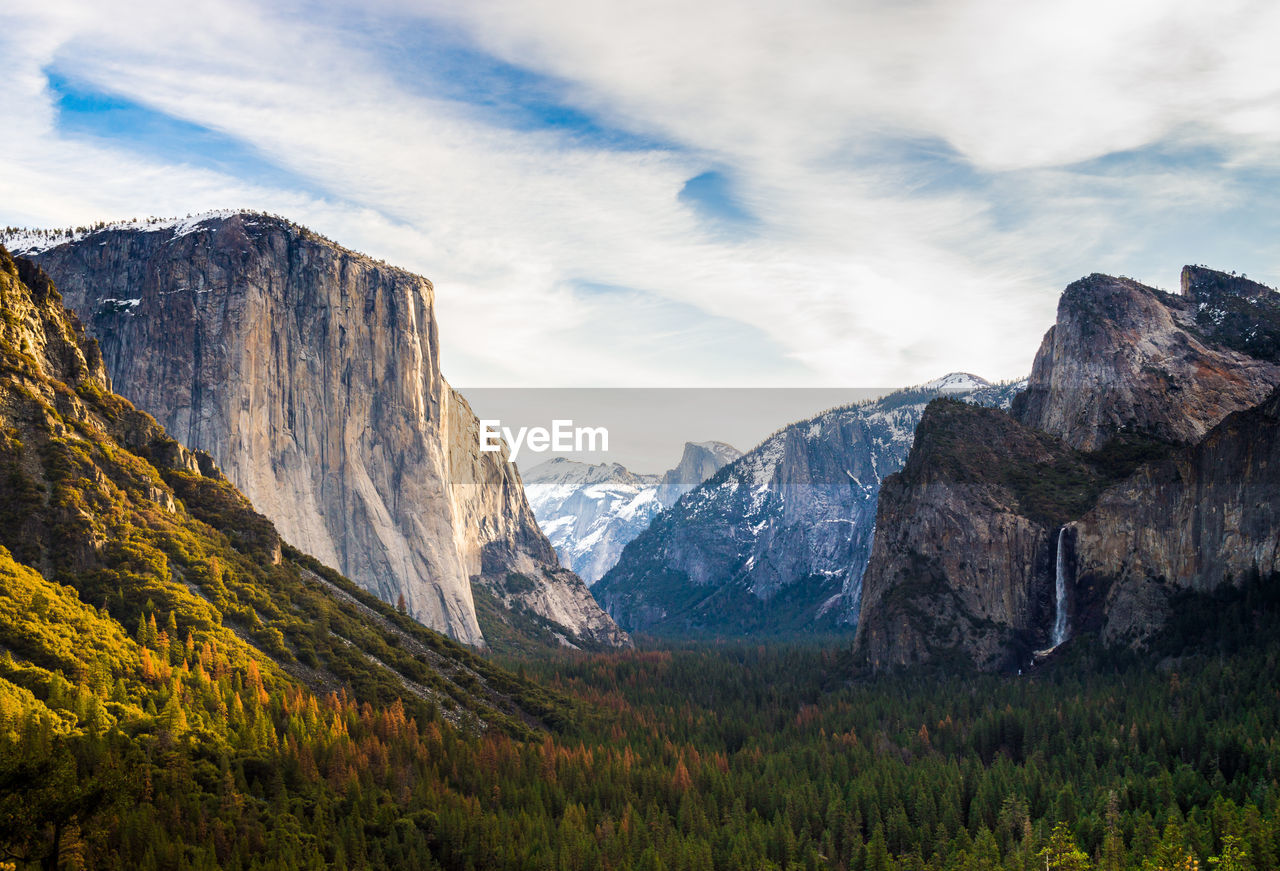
[2,218,1279,870]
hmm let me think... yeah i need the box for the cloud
[3,0,1280,389]
[416,0,1280,170]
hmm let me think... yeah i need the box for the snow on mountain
[523,441,741,585]
[2,211,253,255]
[919,372,992,392]
[594,376,1027,637]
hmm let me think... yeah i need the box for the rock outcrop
[6,213,627,649]
[0,245,572,730]
[1014,269,1280,449]
[595,378,1023,637]
[655,441,742,508]
[857,266,1280,670]
[854,400,1099,671]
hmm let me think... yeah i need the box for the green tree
[1039,822,1092,871]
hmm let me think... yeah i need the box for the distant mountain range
[523,441,741,584]
[593,376,1025,637]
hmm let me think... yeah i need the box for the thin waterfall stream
[1051,526,1069,647]
[1034,527,1070,659]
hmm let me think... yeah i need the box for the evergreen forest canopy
[5,579,1280,870]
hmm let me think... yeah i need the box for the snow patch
[919,372,991,392]
[1,210,260,255]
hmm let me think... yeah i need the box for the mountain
[1075,386,1280,647]
[1014,268,1280,449]
[0,243,589,866]
[0,243,567,732]
[856,266,1280,671]
[654,441,743,507]
[853,399,1129,671]
[594,377,1023,636]
[5,249,1280,871]
[523,441,741,584]
[4,212,627,651]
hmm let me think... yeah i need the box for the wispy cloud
[4,0,1280,387]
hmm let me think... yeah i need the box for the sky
[4,0,1280,388]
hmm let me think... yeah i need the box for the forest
[3,571,1279,870]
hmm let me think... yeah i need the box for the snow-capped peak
[919,372,991,392]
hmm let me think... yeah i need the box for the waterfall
[1051,527,1069,647]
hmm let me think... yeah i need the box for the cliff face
[9,213,626,649]
[854,401,1086,671]
[1014,269,1280,450]
[655,442,742,507]
[857,266,1280,671]
[0,245,573,732]
[595,379,1023,637]
[1076,388,1280,648]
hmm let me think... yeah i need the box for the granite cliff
[655,441,742,508]
[1014,268,1280,449]
[855,400,1114,670]
[1075,387,1280,648]
[856,267,1280,670]
[0,243,571,734]
[5,213,627,650]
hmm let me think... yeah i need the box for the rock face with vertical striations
[655,441,742,507]
[5,212,628,650]
[854,399,1098,671]
[1073,387,1280,648]
[856,267,1280,671]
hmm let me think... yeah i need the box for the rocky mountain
[0,244,565,736]
[523,441,741,584]
[1014,268,1280,449]
[854,399,1121,671]
[655,441,742,507]
[594,377,1023,637]
[3,212,627,651]
[856,266,1280,671]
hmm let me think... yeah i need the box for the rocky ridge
[1014,269,1280,449]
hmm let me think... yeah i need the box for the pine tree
[1040,822,1092,871]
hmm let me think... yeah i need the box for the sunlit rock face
[15,213,627,649]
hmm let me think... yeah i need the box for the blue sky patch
[678,170,757,233]
[46,69,323,196]
[340,11,678,154]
